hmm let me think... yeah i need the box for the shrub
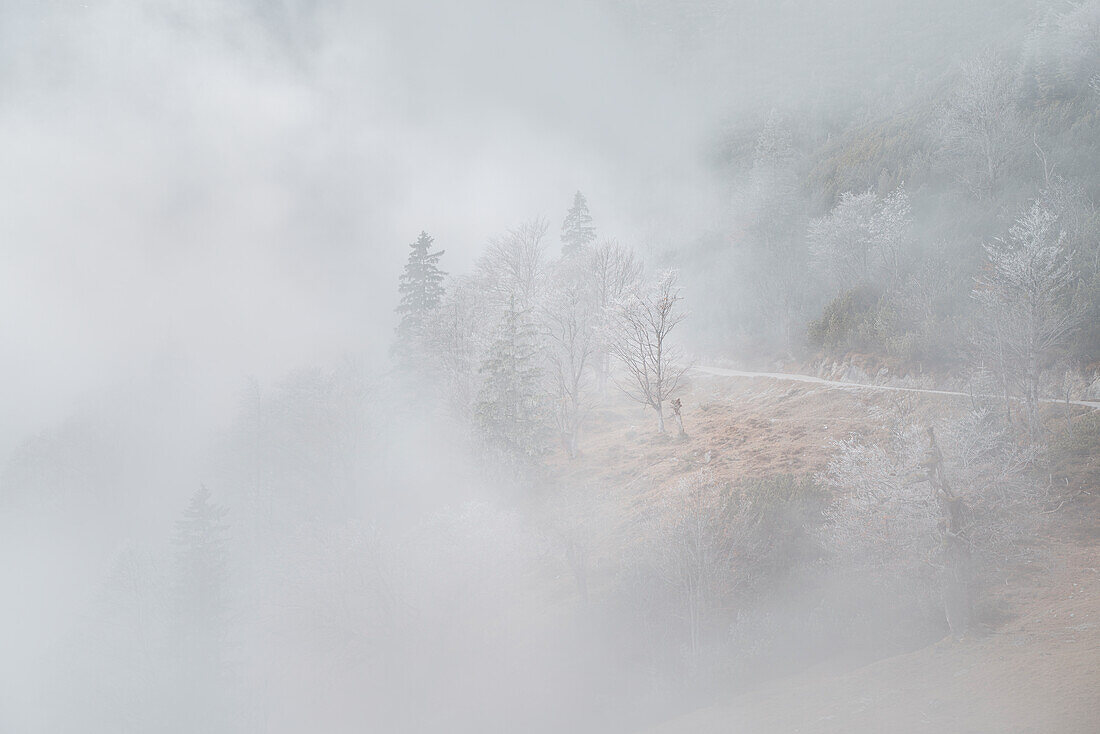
[820,407,1043,634]
[1051,411,1100,459]
[733,475,828,587]
[806,285,882,353]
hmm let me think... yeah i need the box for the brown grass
[538,373,1100,734]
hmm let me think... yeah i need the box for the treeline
[392,191,689,472]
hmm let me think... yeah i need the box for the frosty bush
[821,406,1043,634]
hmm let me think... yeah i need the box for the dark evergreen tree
[561,191,596,257]
[475,299,548,463]
[170,484,232,732]
[172,484,230,631]
[395,231,446,355]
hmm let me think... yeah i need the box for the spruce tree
[170,484,232,732]
[172,484,230,635]
[476,299,548,462]
[561,191,596,257]
[395,231,446,354]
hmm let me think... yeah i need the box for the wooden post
[671,398,686,438]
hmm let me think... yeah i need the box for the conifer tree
[172,484,230,634]
[561,191,596,257]
[476,299,548,462]
[395,231,446,354]
[170,484,232,732]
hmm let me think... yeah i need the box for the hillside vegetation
[684,1,1100,384]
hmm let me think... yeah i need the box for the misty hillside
[2,1,1099,733]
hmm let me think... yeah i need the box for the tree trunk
[925,427,973,637]
[655,403,666,433]
[686,581,701,670]
[942,529,973,637]
[565,540,588,604]
[562,430,576,459]
[1026,365,1041,441]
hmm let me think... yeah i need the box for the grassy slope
[545,373,1100,734]
[646,542,1100,734]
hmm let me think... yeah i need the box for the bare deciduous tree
[610,270,688,434]
[423,277,489,417]
[647,470,768,668]
[735,110,811,353]
[543,483,605,604]
[477,219,550,311]
[587,240,643,390]
[939,53,1024,198]
[541,269,598,458]
[808,185,913,291]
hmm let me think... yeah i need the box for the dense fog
[3,1,1098,732]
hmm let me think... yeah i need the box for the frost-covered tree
[1018,3,1100,100]
[1039,177,1100,275]
[588,240,643,316]
[643,470,801,670]
[745,111,811,351]
[394,231,446,361]
[63,547,169,733]
[561,191,596,257]
[744,110,802,251]
[543,483,605,604]
[808,185,913,291]
[752,108,797,173]
[587,240,643,390]
[649,470,744,664]
[823,408,1041,636]
[478,219,549,310]
[973,199,1083,437]
[1025,1,1100,93]
[541,265,598,458]
[611,270,688,434]
[476,300,549,463]
[1037,178,1100,364]
[874,186,914,290]
[422,278,488,417]
[940,53,1024,198]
